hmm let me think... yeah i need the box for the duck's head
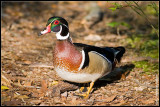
[39,16,70,40]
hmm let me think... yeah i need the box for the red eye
[54,20,59,25]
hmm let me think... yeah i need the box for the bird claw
[74,92,90,99]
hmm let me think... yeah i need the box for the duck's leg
[84,81,94,99]
[79,83,89,93]
[75,81,94,99]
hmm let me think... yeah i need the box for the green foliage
[133,60,159,74]
[125,1,159,36]
[107,1,159,36]
[107,1,159,75]
[107,21,131,28]
[126,34,159,59]
[109,2,123,12]
[147,2,159,16]
[146,4,158,16]
[126,36,141,48]
[109,7,117,12]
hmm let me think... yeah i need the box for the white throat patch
[56,25,70,40]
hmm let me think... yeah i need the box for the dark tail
[113,46,125,62]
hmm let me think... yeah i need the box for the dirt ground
[1,1,159,106]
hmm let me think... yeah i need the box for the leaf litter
[1,1,159,106]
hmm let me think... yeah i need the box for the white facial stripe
[56,25,70,40]
[78,50,85,71]
[62,23,68,29]
[50,19,57,24]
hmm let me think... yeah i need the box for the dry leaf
[31,92,40,98]
[105,95,117,102]
[111,100,126,106]
[17,95,29,99]
[141,99,155,104]
[23,60,32,64]
[23,81,32,87]
[14,92,29,99]
[49,80,58,87]
[3,100,21,106]
[30,100,42,105]
[40,80,48,93]
[1,73,12,87]
[39,103,49,106]
[1,85,9,90]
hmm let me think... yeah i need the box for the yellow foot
[79,86,89,93]
[74,82,95,99]
[74,92,90,99]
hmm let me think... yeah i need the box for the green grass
[133,60,159,75]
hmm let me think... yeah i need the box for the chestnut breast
[53,40,82,72]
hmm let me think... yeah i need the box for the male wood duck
[38,16,125,99]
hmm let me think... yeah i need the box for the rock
[84,34,102,41]
[61,91,68,97]
[134,86,146,91]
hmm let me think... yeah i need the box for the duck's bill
[38,25,51,36]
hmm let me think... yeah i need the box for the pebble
[134,86,146,91]
[84,34,102,41]
[61,91,68,97]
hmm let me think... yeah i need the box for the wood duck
[38,16,125,99]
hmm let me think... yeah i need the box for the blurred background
[1,1,159,106]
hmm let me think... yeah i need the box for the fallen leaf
[23,81,32,86]
[1,73,12,87]
[17,95,29,99]
[49,80,58,87]
[104,95,117,102]
[14,93,29,99]
[30,100,42,105]
[23,60,32,64]
[40,80,48,93]
[31,92,40,98]
[3,100,21,106]
[1,95,11,103]
[1,85,9,90]
[39,103,49,106]
[141,98,155,104]
[111,100,126,106]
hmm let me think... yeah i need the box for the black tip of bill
[38,32,42,36]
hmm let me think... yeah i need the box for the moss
[133,60,159,75]
[126,33,159,59]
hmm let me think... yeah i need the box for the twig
[29,64,54,68]
[11,83,41,89]
[117,27,121,36]
[125,1,159,37]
